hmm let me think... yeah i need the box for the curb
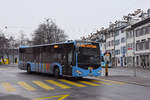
[97,77,150,87]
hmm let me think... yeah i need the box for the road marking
[59,79,86,87]
[91,80,113,85]
[99,78,125,85]
[46,80,71,89]
[33,94,69,100]
[18,81,36,91]
[32,81,54,90]
[1,82,16,92]
[79,81,100,86]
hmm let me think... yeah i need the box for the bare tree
[15,30,32,46]
[32,18,68,45]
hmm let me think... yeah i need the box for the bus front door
[62,53,72,76]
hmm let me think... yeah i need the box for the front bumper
[72,66,102,77]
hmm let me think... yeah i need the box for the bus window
[78,47,100,65]
[68,50,72,65]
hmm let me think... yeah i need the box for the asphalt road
[0,65,150,100]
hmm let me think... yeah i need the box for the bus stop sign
[104,52,111,64]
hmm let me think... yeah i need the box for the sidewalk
[0,64,18,67]
[100,76,150,87]
[99,67,150,87]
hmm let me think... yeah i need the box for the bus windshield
[76,42,100,67]
[78,47,100,64]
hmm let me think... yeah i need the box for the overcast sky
[0,0,150,40]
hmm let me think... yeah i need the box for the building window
[136,41,140,51]
[118,58,120,64]
[139,42,143,50]
[115,31,119,36]
[121,46,126,54]
[130,31,133,37]
[121,37,125,43]
[145,26,149,34]
[115,39,120,46]
[115,50,120,55]
[148,38,150,50]
[145,41,149,49]
[143,27,146,35]
[149,26,150,34]
[136,29,140,37]
[141,39,146,50]
[127,32,129,39]
[112,49,114,55]
[140,28,144,36]
[112,40,114,46]
[136,43,138,51]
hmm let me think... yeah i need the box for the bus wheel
[54,68,60,78]
[27,65,32,74]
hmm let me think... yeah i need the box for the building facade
[125,25,134,67]
[132,17,150,69]
[105,21,127,67]
[82,9,150,68]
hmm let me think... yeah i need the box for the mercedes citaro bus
[18,40,102,78]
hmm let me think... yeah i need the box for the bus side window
[68,50,72,65]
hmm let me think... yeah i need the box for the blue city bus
[18,40,102,78]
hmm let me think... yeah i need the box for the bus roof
[19,40,99,49]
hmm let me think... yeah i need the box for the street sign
[104,52,111,64]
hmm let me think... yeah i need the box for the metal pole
[133,29,136,77]
[113,26,116,67]
[125,29,128,68]
[105,63,108,76]
[13,40,14,64]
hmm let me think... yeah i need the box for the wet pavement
[0,64,150,100]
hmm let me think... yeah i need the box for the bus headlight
[76,70,82,74]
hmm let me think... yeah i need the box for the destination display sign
[76,42,97,48]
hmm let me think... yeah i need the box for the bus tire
[54,67,60,78]
[27,64,32,74]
